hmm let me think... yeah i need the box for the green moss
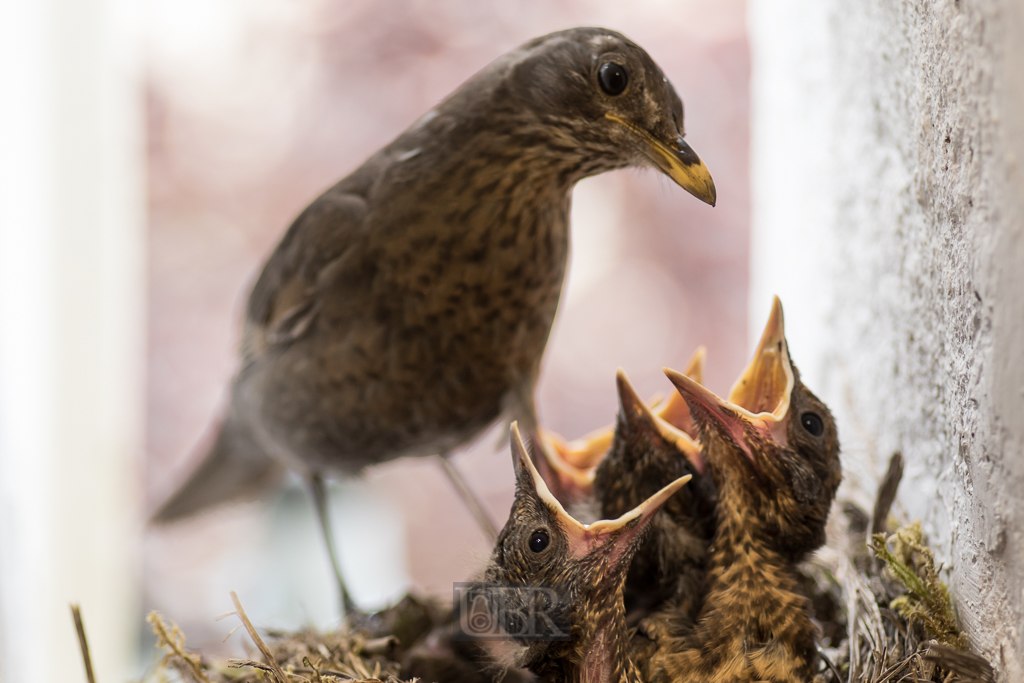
[868,521,967,649]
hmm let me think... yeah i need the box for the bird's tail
[150,407,284,523]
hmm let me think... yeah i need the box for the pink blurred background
[144,0,749,650]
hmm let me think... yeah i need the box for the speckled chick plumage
[485,425,689,683]
[648,299,842,683]
[594,370,716,623]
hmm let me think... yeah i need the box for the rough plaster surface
[750,0,1024,677]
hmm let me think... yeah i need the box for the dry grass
[143,611,406,683]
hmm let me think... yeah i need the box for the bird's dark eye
[528,529,550,553]
[800,412,824,437]
[598,62,629,96]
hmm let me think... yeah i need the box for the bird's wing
[243,188,370,360]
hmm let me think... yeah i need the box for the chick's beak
[510,423,689,564]
[653,345,706,440]
[728,296,793,421]
[537,425,613,470]
[531,430,596,503]
[605,113,716,206]
[662,369,759,466]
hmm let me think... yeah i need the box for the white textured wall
[750,0,1024,678]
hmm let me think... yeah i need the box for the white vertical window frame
[0,0,144,680]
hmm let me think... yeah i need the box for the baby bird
[593,370,715,623]
[484,423,690,683]
[536,347,707,473]
[649,297,842,683]
[530,348,708,512]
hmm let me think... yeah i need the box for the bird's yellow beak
[728,296,793,422]
[532,429,597,502]
[605,113,717,206]
[537,425,613,471]
[663,368,759,465]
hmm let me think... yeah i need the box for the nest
[805,518,992,683]
[109,455,992,683]
[139,592,443,683]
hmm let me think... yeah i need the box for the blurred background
[1,0,750,680]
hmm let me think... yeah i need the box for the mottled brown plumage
[485,424,689,683]
[153,26,715,612]
[647,298,842,683]
[593,369,714,623]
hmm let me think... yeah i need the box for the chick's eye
[528,529,550,553]
[800,412,824,437]
[598,62,628,96]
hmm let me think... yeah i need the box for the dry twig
[230,591,292,683]
[71,604,97,683]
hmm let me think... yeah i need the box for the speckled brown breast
[238,128,583,474]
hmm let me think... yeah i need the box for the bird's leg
[436,452,498,543]
[308,474,359,619]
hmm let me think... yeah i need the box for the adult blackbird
[594,369,715,625]
[647,298,842,683]
[153,27,716,613]
[484,424,690,683]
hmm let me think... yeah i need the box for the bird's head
[596,368,706,519]
[528,347,707,509]
[663,297,841,558]
[483,423,689,668]
[490,27,716,205]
